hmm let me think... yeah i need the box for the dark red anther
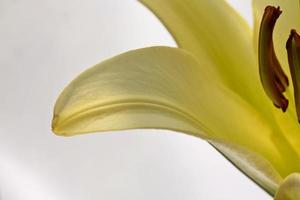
[286,30,300,122]
[259,6,289,112]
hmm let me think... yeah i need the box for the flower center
[259,6,300,123]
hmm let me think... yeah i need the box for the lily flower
[52,0,300,199]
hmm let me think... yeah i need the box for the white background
[0,0,272,199]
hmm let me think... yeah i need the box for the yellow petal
[53,46,294,194]
[53,46,263,138]
[139,0,264,109]
[275,173,300,200]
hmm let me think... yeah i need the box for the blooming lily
[52,0,300,199]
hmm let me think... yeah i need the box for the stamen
[286,30,300,122]
[259,6,289,112]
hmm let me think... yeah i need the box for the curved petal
[52,47,209,136]
[139,0,265,110]
[53,46,297,193]
[52,46,264,139]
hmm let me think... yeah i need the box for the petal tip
[51,115,64,136]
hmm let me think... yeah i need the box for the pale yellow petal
[53,46,263,139]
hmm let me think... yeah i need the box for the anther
[259,6,289,112]
[286,30,300,123]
